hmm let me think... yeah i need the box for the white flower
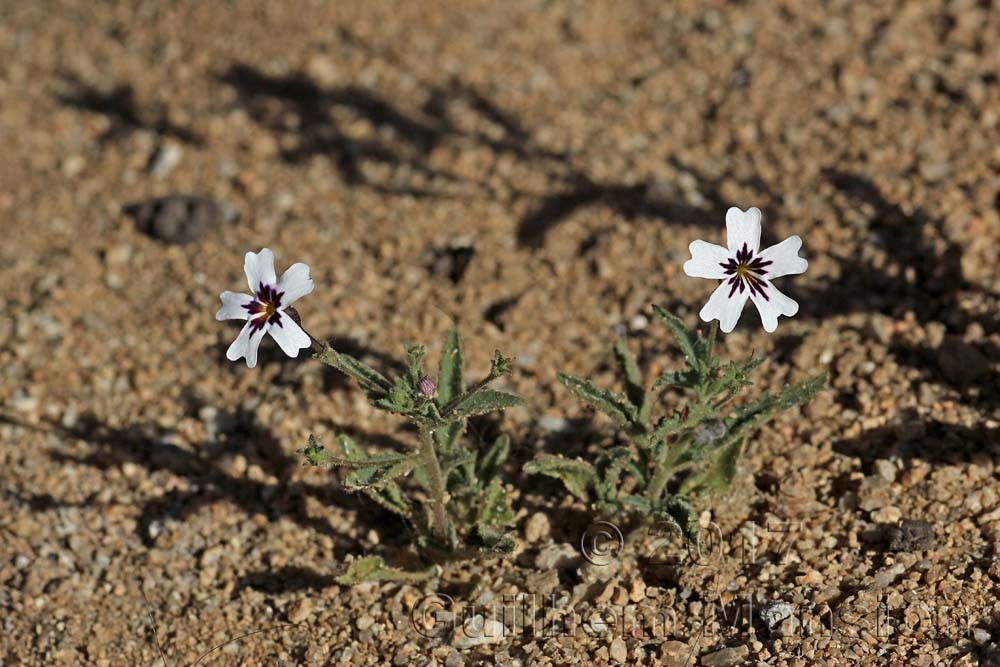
[216,248,314,368]
[683,207,807,333]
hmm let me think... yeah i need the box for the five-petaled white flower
[216,248,314,368]
[683,207,807,333]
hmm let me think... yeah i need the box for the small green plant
[300,329,524,582]
[526,305,825,540]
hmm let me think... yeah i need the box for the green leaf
[437,328,464,406]
[523,454,596,503]
[729,372,827,436]
[595,446,640,502]
[681,435,744,496]
[444,389,524,420]
[363,481,413,518]
[654,368,701,390]
[404,343,427,387]
[476,433,510,483]
[557,372,636,429]
[652,305,704,371]
[314,344,392,398]
[297,435,332,467]
[335,556,434,585]
[614,339,649,428]
[477,478,515,529]
[618,494,653,515]
[654,496,699,544]
[343,454,419,489]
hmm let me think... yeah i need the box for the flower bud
[417,374,437,397]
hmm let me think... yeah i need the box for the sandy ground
[1,0,999,664]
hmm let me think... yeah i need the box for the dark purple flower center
[719,243,773,301]
[243,282,285,331]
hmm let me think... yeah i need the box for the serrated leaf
[654,496,699,544]
[652,305,704,371]
[524,454,596,503]
[490,350,513,377]
[404,343,427,387]
[335,556,434,585]
[476,433,510,483]
[557,372,636,429]
[342,453,419,489]
[363,481,413,518]
[681,435,744,496]
[437,328,464,406]
[729,372,827,436]
[654,368,701,390]
[315,344,392,398]
[444,389,524,420]
[614,339,649,428]
[618,494,653,514]
[477,478,515,529]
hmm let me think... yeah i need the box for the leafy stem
[418,422,451,545]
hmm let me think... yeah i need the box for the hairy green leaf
[655,496,699,544]
[476,433,510,483]
[444,389,524,421]
[437,328,464,407]
[524,454,596,503]
[557,372,636,429]
[363,481,413,518]
[652,305,704,371]
[335,556,434,585]
[477,478,515,529]
[314,344,392,398]
[614,339,649,428]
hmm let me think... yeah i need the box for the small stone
[759,601,793,629]
[62,154,86,177]
[973,628,991,645]
[660,641,690,666]
[937,337,990,385]
[445,651,464,667]
[609,637,627,662]
[453,615,506,649]
[701,645,749,666]
[539,415,569,432]
[874,562,906,588]
[872,506,902,523]
[534,543,580,570]
[287,598,313,624]
[874,459,897,483]
[887,520,935,552]
[356,615,375,630]
[524,512,551,543]
[148,142,183,177]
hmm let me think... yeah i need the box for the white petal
[267,311,312,358]
[725,207,762,254]
[216,291,254,321]
[683,240,730,279]
[758,235,808,279]
[244,248,277,293]
[749,282,799,333]
[699,281,750,333]
[276,262,314,306]
[226,321,267,368]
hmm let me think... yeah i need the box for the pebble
[538,415,570,433]
[524,512,551,543]
[147,142,183,177]
[701,645,749,666]
[759,601,793,629]
[534,543,579,570]
[287,598,313,624]
[356,615,375,630]
[609,637,627,662]
[453,615,506,649]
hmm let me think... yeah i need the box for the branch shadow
[834,412,1000,467]
[57,73,202,145]
[0,409,408,556]
[789,170,998,396]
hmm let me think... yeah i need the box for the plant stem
[418,423,450,545]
